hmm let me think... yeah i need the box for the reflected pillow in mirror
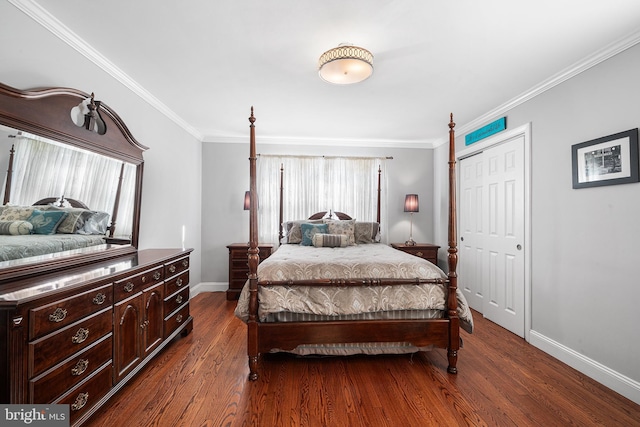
[77,211,110,235]
[0,220,34,235]
[0,206,37,222]
[27,209,68,235]
[52,208,95,234]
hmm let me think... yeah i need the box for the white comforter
[235,244,473,333]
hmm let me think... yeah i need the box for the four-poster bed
[237,109,470,380]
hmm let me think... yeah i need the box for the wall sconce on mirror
[70,92,106,135]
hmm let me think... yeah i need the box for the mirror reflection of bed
[0,126,137,263]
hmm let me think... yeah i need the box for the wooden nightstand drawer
[227,243,273,300]
[390,243,440,265]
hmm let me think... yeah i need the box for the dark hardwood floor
[86,292,640,426]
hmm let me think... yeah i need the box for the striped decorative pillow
[0,220,33,235]
[312,233,349,248]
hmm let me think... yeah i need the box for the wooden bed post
[278,163,284,243]
[247,107,260,380]
[447,113,460,374]
[108,162,125,238]
[376,165,382,224]
[3,144,14,205]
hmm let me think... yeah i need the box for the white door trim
[457,122,532,342]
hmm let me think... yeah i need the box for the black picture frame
[571,128,639,189]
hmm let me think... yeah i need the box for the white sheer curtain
[256,155,388,245]
[6,133,136,238]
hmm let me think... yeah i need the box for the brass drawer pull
[124,282,134,292]
[72,327,89,344]
[176,278,183,287]
[416,251,424,257]
[71,392,89,411]
[169,265,176,273]
[71,359,89,376]
[49,308,67,323]
[182,260,189,268]
[92,293,106,305]
[176,295,183,304]
[153,271,162,280]
[176,314,183,323]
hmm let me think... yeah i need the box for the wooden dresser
[390,243,440,265]
[0,248,193,426]
[226,243,273,300]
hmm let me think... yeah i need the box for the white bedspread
[235,244,473,333]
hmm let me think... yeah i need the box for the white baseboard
[529,330,640,405]
[190,282,227,298]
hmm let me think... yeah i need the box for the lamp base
[405,238,416,246]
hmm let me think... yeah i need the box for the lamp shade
[318,44,373,85]
[404,194,419,213]
[243,191,251,210]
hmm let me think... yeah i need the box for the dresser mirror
[0,83,147,282]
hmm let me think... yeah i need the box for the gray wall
[0,3,203,285]
[201,142,434,283]
[435,43,640,392]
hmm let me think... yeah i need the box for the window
[256,155,388,244]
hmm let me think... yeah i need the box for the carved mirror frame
[0,82,147,282]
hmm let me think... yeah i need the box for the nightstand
[226,243,274,300]
[390,243,440,265]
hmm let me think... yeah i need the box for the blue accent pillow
[300,223,328,246]
[27,209,68,235]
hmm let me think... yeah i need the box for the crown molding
[9,0,203,141]
[434,28,640,148]
[202,134,437,149]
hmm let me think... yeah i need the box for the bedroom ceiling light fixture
[318,44,373,85]
[404,194,419,246]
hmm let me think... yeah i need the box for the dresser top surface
[0,248,192,305]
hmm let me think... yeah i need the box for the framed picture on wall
[572,128,639,189]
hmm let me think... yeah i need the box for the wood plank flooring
[85,292,640,426]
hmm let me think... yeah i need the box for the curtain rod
[257,154,393,160]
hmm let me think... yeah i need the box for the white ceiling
[15,0,640,147]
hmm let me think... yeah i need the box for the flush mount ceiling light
[318,44,374,85]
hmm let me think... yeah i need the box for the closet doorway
[458,124,531,339]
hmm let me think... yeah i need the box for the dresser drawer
[164,303,190,338]
[164,286,190,316]
[30,308,113,377]
[114,266,164,301]
[57,362,112,426]
[165,270,189,297]
[29,284,112,340]
[165,256,190,279]
[30,334,112,403]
